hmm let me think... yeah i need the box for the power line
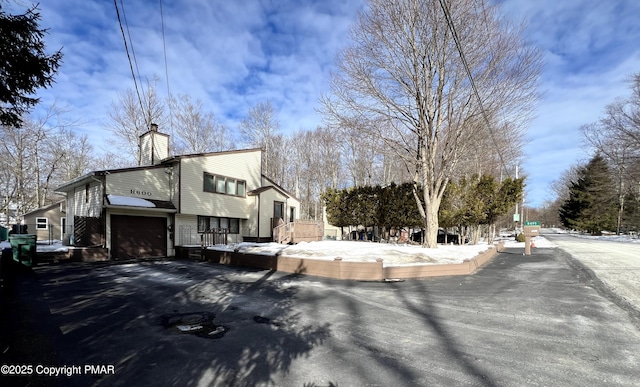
[119,0,143,94]
[159,0,173,129]
[113,0,148,129]
[437,0,509,175]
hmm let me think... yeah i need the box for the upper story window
[203,173,246,197]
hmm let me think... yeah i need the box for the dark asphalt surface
[1,247,640,386]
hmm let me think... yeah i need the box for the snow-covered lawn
[210,236,557,266]
[549,227,640,243]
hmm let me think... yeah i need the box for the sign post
[522,221,540,255]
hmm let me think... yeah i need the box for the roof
[55,147,263,193]
[162,147,262,162]
[260,174,299,201]
[23,200,65,217]
[248,184,296,200]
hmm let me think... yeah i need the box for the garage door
[111,215,167,259]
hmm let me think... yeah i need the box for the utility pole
[514,165,519,231]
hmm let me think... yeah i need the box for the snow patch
[207,239,531,266]
[108,194,156,208]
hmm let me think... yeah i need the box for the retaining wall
[202,241,504,280]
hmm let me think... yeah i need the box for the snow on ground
[210,236,556,266]
[1,239,69,253]
[548,227,640,243]
[36,240,70,253]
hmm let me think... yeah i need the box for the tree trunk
[424,196,441,248]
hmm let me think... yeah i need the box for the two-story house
[55,125,301,259]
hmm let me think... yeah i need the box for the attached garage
[111,215,167,259]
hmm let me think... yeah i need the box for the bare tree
[105,76,166,166]
[239,101,281,179]
[0,123,36,221]
[281,126,346,220]
[168,94,234,154]
[0,103,90,222]
[550,165,581,205]
[337,117,382,188]
[47,127,94,185]
[600,73,640,150]
[321,0,541,247]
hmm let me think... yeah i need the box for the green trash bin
[9,234,37,267]
[0,225,7,241]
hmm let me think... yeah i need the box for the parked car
[411,229,468,244]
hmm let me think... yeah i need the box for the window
[203,174,215,192]
[197,216,240,234]
[274,201,284,219]
[229,218,239,234]
[36,217,48,230]
[226,179,236,195]
[216,176,226,193]
[289,207,295,223]
[198,216,209,232]
[203,173,246,197]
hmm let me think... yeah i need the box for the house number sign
[131,189,153,196]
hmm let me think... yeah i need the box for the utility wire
[114,0,148,129]
[437,0,509,175]
[120,0,143,85]
[159,0,173,130]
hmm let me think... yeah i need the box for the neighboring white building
[55,125,301,259]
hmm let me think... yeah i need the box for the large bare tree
[168,93,234,154]
[322,0,541,247]
[239,101,281,180]
[105,76,166,166]
[0,103,90,222]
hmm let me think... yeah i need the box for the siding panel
[179,150,261,218]
[105,168,171,201]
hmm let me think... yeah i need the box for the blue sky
[27,0,640,208]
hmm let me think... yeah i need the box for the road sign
[524,221,540,226]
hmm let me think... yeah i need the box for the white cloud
[29,0,640,208]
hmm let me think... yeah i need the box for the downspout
[256,193,260,242]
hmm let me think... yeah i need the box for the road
[542,230,640,314]
[2,245,640,387]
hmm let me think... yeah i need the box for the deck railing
[201,228,228,246]
[274,220,324,244]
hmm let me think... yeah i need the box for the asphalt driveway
[1,247,640,386]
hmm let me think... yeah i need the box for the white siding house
[55,126,301,259]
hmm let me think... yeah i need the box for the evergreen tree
[322,188,351,230]
[0,4,62,127]
[485,177,524,242]
[378,183,422,231]
[559,154,617,234]
[622,191,640,233]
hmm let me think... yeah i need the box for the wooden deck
[273,220,324,244]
